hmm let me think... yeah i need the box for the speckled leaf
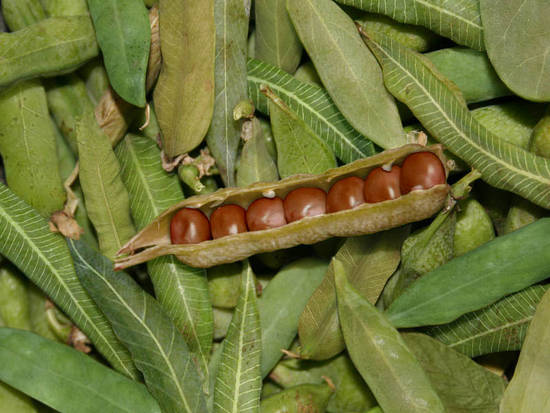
[427,285,550,358]
[70,239,208,413]
[248,58,375,163]
[481,0,550,101]
[287,0,406,149]
[214,261,261,413]
[363,32,550,209]
[76,111,135,260]
[337,0,484,50]
[87,0,150,107]
[334,259,445,413]
[116,133,213,385]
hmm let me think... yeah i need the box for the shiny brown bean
[283,187,327,223]
[170,208,211,244]
[400,152,446,194]
[210,204,248,239]
[246,197,287,231]
[364,165,401,203]
[326,176,365,213]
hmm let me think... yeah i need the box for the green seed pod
[208,263,242,308]
[0,264,32,330]
[212,307,233,340]
[260,383,334,413]
[530,107,550,159]
[503,196,547,235]
[0,16,98,92]
[1,0,45,31]
[116,145,450,269]
[454,198,495,256]
[294,61,322,86]
[356,12,442,52]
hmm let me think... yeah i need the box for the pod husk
[116,144,449,269]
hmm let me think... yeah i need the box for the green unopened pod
[530,107,550,158]
[116,144,450,269]
[0,264,32,330]
[260,383,334,413]
[1,0,45,30]
[454,198,494,256]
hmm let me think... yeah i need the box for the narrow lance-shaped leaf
[154,0,215,158]
[77,111,135,260]
[0,183,138,379]
[87,0,150,107]
[500,289,550,413]
[206,0,250,186]
[480,0,550,102]
[254,0,302,74]
[287,0,406,150]
[214,260,261,413]
[0,328,161,413]
[337,0,484,51]
[427,285,550,358]
[362,31,550,209]
[403,333,505,413]
[69,239,208,413]
[115,133,213,385]
[265,87,337,178]
[386,219,550,328]
[247,58,375,163]
[298,227,408,360]
[334,258,446,413]
[258,257,328,378]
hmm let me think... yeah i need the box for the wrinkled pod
[116,144,449,269]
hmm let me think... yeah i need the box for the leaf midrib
[123,139,209,379]
[371,38,550,188]
[0,194,133,378]
[70,242,192,413]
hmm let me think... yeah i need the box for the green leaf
[500,288,550,412]
[236,117,279,187]
[214,261,261,413]
[265,87,337,178]
[403,333,505,413]
[425,47,511,104]
[116,133,213,385]
[258,257,329,377]
[87,0,150,107]
[205,0,250,186]
[287,0,406,150]
[386,219,550,328]
[77,111,135,260]
[0,80,66,217]
[0,16,98,91]
[153,0,215,158]
[362,32,550,209]
[69,239,208,413]
[254,0,302,73]
[334,259,445,413]
[298,228,408,360]
[247,58,375,163]
[270,352,377,412]
[337,0,484,50]
[480,0,550,102]
[0,183,138,379]
[427,285,550,358]
[0,328,161,413]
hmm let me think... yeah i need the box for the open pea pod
[115,144,450,269]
